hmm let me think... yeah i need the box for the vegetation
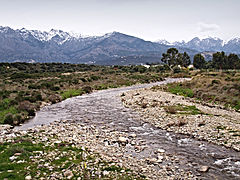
[161,48,240,70]
[165,71,240,111]
[0,62,170,125]
[193,54,206,69]
[1,48,240,125]
[161,48,191,69]
[167,84,194,98]
[164,105,203,115]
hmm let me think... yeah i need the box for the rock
[158,155,164,160]
[9,156,17,161]
[17,160,25,164]
[146,158,158,164]
[54,140,62,144]
[64,170,74,179]
[25,175,32,180]
[103,170,109,176]
[157,149,165,153]
[129,133,137,138]
[118,137,128,143]
[0,125,12,131]
[199,166,209,172]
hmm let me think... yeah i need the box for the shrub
[50,86,60,91]
[82,86,92,94]
[164,106,177,114]
[80,77,87,82]
[48,94,62,104]
[10,72,32,79]
[173,66,181,73]
[168,84,194,98]
[4,113,14,124]
[211,79,220,85]
[18,101,36,115]
[28,84,39,89]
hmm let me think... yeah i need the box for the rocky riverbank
[0,121,196,179]
[121,86,240,151]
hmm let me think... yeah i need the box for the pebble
[199,166,209,172]
[103,170,109,176]
[118,137,128,143]
[129,133,137,138]
[64,170,74,179]
[25,175,32,180]
[157,148,165,153]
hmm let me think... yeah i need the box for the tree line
[161,48,240,70]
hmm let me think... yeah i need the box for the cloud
[197,22,220,32]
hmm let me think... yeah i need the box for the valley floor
[1,78,240,179]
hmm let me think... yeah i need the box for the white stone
[9,156,17,161]
[118,137,128,143]
[25,175,32,180]
[157,149,165,153]
[199,166,209,172]
[103,170,109,176]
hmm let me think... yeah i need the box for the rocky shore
[121,86,240,151]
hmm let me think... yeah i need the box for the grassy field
[165,70,240,111]
[0,63,170,125]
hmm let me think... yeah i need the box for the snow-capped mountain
[157,37,240,54]
[0,26,239,64]
[0,26,176,64]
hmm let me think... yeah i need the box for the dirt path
[13,78,240,179]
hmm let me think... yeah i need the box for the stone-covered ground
[121,86,240,151]
[0,122,195,180]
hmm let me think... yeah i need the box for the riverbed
[14,78,240,179]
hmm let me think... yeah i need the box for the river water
[15,78,240,179]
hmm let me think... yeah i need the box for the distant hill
[0,26,198,65]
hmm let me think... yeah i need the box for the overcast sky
[0,0,239,42]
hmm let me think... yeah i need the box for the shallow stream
[16,78,240,179]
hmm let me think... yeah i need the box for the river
[15,78,240,179]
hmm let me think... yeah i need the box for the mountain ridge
[156,37,240,54]
[0,26,239,65]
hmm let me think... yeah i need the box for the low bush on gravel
[167,84,194,98]
[164,105,203,115]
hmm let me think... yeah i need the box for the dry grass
[166,71,240,111]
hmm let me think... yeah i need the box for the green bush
[173,66,181,73]
[60,89,84,100]
[168,84,194,98]
[10,72,32,79]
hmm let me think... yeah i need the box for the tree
[212,51,227,69]
[227,53,240,69]
[193,54,206,69]
[182,52,191,68]
[161,48,179,68]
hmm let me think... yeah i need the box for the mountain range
[0,26,239,65]
[157,37,240,54]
